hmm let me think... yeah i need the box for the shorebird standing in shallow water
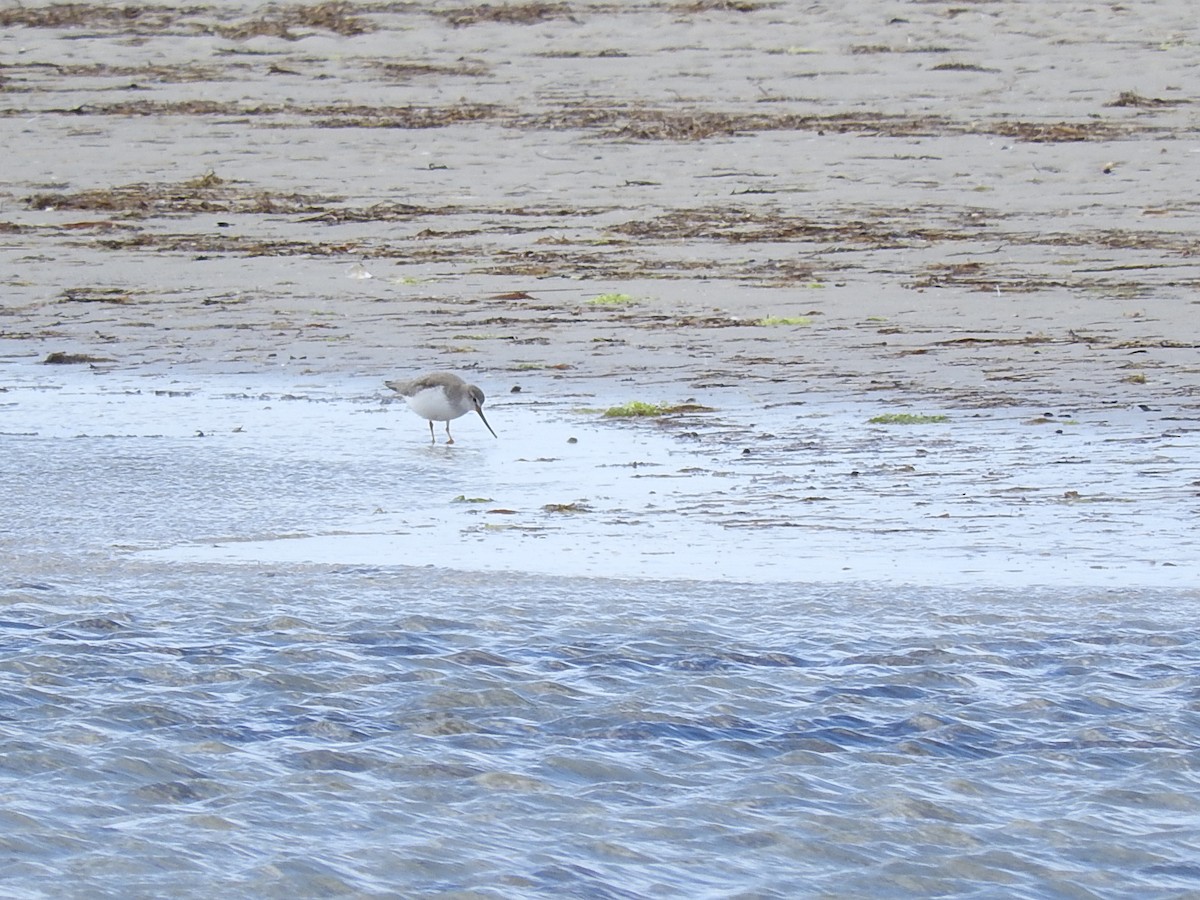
[385,372,498,445]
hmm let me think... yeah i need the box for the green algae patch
[588,292,638,306]
[513,361,574,371]
[604,401,669,417]
[603,401,715,418]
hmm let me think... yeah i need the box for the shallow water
[5,368,1196,588]
[3,369,1200,897]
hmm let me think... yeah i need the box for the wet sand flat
[0,0,1197,408]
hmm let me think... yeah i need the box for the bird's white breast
[404,386,463,421]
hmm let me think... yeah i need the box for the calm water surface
[2,373,1199,897]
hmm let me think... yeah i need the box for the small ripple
[287,750,381,773]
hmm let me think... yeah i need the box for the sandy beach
[1,0,1197,408]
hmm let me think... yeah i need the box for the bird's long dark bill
[476,409,498,438]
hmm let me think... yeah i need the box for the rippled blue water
[3,568,1199,897]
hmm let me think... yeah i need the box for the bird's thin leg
[445,422,455,445]
[427,420,435,443]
